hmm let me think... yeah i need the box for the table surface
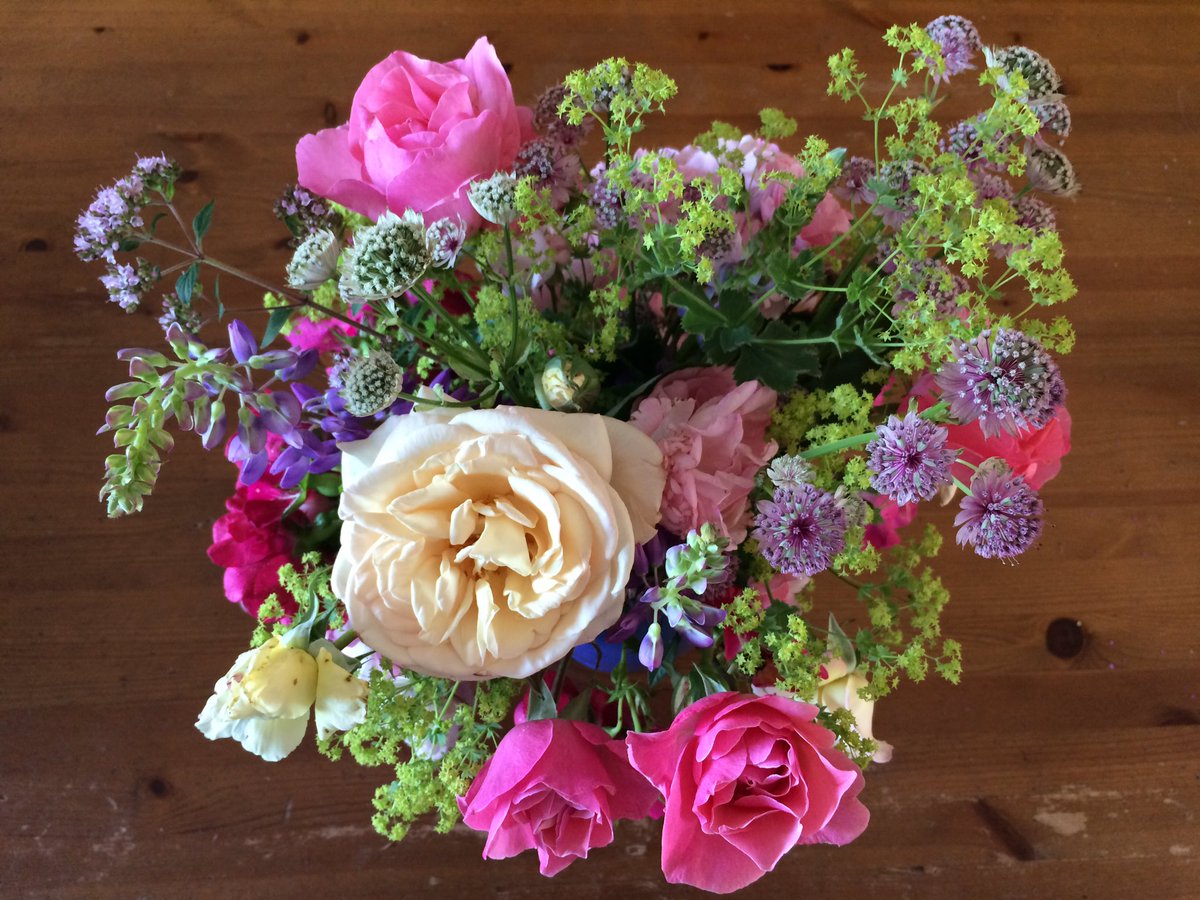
[3,1,1198,897]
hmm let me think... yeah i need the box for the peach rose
[333,405,665,680]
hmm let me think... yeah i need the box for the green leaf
[688,666,729,704]
[192,200,215,246]
[175,263,199,305]
[853,327,888,364]
[525,679,558,722]
[148,212,168,236]
[734,321,820,391]
[826,613,857,669]
[262,306,292,347]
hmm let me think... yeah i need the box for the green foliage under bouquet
[80,14,1078,892]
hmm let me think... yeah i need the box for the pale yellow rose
[332,404,666,680]
[196,637,368,761]
[816,658,893,763]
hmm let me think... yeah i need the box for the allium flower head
[924,15,982,82]
[835,155,877,205]
[890,258,969,319]
[533,83,593,147]
[468,171,519,225]
[1033,98,1072,142]
[338,210,431,303]
[286,228,340,290]
[338,351,403,417]
[513,137,580,208]
[971,172,1015,203]
[752,483,848,577]
[425,218,466,269]
[936,328,1067,437]
[588,165,624,229]
[767,454,814,490]
[1027,145,1080,197]
[867,412,957,505]
[1015,194,1057,234]
[955,459,1044,559]
[987,45,1063,102]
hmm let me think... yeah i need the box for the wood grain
[2,1,1198,897]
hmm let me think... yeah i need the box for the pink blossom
[208,435,303,616]
[458,719,662,876]
[284,317,355,355]
[864,495,919,550]
[296,38,534,228]
[631,367,777,543]
[627,692,869,893]
[793,192,853,251]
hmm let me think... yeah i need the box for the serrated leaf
[262,306,291,348]
[175,263,199,305]
[734,321,821,391]
[192,200,215,245]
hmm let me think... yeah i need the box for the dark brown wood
[3,1,1199,896]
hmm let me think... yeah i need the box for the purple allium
[514,137,581,208]
[99,259,157,311]
[753,483,848,577]
[1033,98,1071,142]
[936,328,1067,437]
[1015,194,1057,234]
[955,460,1043,558]
[891,258,970,319]
[533,83,593,147]
[587,164,625,230]
[835,155,877,205]
[987,46,1063,102]
[944,116,1014,173]
[924,15,982,83]
[867,412,957,505]
[971,172,1015,203]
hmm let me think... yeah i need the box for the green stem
[332,630,358,650]
[502,225,521,371]
[952,476,973,497]
[799,432,874,459]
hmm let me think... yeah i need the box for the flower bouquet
[81,15,1078,893]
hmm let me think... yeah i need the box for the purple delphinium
[924,15,982,83]
[753,483,848,577]
[955,460,1044,559]
[867,412,957,506]
[935,328,1067,437]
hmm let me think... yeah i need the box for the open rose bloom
[86,18,1080,893]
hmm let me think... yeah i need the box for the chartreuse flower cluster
[81,16,1079,892]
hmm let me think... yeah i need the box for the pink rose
[631,367,777,543]
[284,316,355,355]
[627,692,869,893]
[864,494,919,550]
[458,719,662,876]
[793,192,853,251]
[296,38,534,228]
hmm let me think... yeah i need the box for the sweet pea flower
[458,718,662,875]
[627,692,869,893]
[296,37,534,228]
[196,635,368,762]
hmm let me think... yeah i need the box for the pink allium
[631,367,777,543]
[458,719,662,876]
[296,38,534,228]
[627,692,869,893]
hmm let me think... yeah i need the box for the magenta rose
[458,718,662,876]
[631,367,776,543]
[627,692,868,894]
[296,37,534,228]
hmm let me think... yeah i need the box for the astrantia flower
[767,454,813,490]
[866,412,957,505]
[1033,98,1072,142]
[425,218,467,269]
[986,45,1063,102]
[468,171,519,225]
[286,227,340,290]
[514,137,580,208]
[835,155,877,205]
[924,15,982,82]
[955,459,1044,559]
[338,210,431,303]
[1027,145,1081,197]
[971,171,1015,203]
[753,483,848,577]
[534,83,593,147]
[338,350,403,416]
[935,328,1067,437]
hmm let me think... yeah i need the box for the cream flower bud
[816,658,893,763]
[286,228,341,291]
[535,357,598,412]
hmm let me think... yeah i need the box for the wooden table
[3,1,1198,896]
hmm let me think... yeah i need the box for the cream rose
[333,405,665,680]
[816,658,893,763]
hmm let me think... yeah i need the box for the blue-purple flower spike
[867,412,957,505]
